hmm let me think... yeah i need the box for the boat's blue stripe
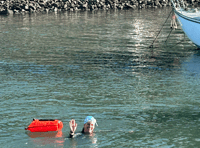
[174,9,200,24]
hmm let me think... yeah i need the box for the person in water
[69,116,98,138]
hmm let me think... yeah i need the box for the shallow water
[1,8,200,148]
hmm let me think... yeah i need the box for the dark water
[1,8,200,148]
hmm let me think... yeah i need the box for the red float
[25,119,63,132]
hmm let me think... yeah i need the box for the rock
[45,8,49,12]
[7,9,14,14]
[0,0,179,14]
[125,2,135,8]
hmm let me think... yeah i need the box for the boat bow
[170,0,200,48]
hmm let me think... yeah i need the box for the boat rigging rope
[149,10,173,48]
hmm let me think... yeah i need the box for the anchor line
[165,33,186,48]
[149,10,173,48]
[165,28,173,44]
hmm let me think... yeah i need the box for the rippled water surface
[1,7,200,148]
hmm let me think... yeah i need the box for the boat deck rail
[171,0,200,18]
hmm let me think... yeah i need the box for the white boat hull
[174,9,200,48]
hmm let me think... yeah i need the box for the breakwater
[1,0,173,14]
[0,0,198,14]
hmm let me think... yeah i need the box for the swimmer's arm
[69,132,82,138]
[69,128,84,138]
[69,131,75,138]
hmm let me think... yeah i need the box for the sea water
[1,7,200,148]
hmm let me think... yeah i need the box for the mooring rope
[164,33,185,48]
[165,33,196,49]
[149,10,173,48]
[165,28,173,43]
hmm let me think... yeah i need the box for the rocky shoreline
[0,0,196,14]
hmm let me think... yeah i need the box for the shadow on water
[182,49,200,77]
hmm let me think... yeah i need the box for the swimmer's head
[83,116,98,134]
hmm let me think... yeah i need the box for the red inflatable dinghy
[25,119,63,132]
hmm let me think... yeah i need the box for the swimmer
[69,116,98,138]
